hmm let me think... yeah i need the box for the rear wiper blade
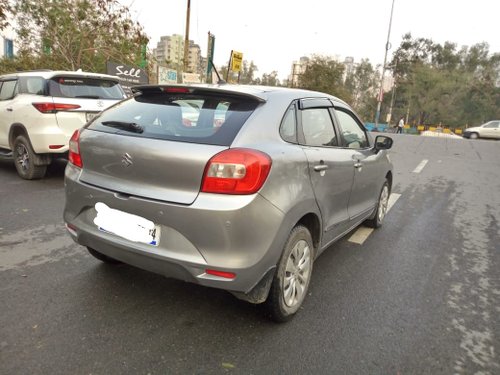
[101,120,144,133]
[75,95,101,99]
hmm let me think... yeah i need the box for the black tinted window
[88,92,259,146]
[49,77,124,99]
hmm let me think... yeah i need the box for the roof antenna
[209,58,225,84]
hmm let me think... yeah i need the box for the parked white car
[0,70,126,179]
[463,120,500,140]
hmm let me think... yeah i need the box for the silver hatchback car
[64,85,393,321]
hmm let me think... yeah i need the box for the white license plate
[94,202,160,246]
[86,112,99,122]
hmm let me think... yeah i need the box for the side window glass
[0,80,17,100]
[335,109,368,149]
[280,104,297,143]
[301,108,337,147]
[26,77,45,95]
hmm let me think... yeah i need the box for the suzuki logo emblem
[121,153,133,167]
[96,100,105,108]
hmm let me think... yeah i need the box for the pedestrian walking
[396,116,404,134]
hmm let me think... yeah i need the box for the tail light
[33,102,81,113]
[68,129,83,168]
[201,148,271,195]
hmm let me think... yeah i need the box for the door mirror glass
[374,135,393,151]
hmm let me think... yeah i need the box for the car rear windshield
[86,91,260,146]
[48,76,124,99]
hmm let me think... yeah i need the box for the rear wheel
[366,180,390,228]
[266,225,314,322]
[13,135,47,180]
[87,247,121,264]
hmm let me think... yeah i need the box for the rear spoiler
[131,85,266,103]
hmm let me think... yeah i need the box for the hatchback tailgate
[79,130,227,205]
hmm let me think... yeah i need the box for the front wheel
[365,180,390,228]
[266,225,314,322]
[469,132,479,139]
[13,135,47,180]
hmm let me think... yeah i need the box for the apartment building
[153,34,203,74]
[1,25,16,59]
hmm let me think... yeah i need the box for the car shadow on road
[0,158,67,181]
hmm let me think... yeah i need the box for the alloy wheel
[16,143,30,172]
[283,239,312,308]
[378,184,389,222]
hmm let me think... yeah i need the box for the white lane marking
[387,193,401,212]
[348,227,374,245]
[348,193,401,245]
[412,159,429,174]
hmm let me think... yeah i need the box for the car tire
[266,225,314,323]
[87,247,121,264]
[13,135,47,180]
[469,132,479,139]
[365,180,390,228]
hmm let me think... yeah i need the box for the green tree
[389,33,500,127]
[239,60,258,84]
[9,0,148,73]
[0,0,12,30]
[344,59,379,120]
[258,71,280,86]
[298,55,351,103]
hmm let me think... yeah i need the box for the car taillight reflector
[205,269,236,279]
[201,148,271,195]
[32,102,81,113]
[68,129,83,168]
[49,145,64,149]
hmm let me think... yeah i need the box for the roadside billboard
[181,72,201,84]
[158,66,178,84]
[106,61,149,96]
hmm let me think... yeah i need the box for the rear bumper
[29,129,70,153]
[63,164,288,294]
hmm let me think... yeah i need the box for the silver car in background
[462,120,500,139]
[64,85,393,322]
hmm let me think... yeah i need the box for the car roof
[0,70,120,82]
[132,84,349,107]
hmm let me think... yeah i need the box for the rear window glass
[87,92,259,146]
[48,77,124,100]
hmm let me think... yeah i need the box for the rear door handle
[314,164,329,172]
[354,162,362,169]
[6,107,13,112]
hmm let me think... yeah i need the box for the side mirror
[374,135,393,151]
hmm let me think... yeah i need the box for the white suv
[0,70,126,179]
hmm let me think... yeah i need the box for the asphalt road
[1,135,499,374]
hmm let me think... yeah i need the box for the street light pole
[183,0,191,72]
[374,0,396,127]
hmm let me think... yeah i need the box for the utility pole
[374,0,396,127]
[387,59,398,125]
[183,0,191,72]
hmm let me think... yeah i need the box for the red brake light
[68,129,83,168]
[201,148,271,195]
[32,102,81,113]
[162,87,190,93]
